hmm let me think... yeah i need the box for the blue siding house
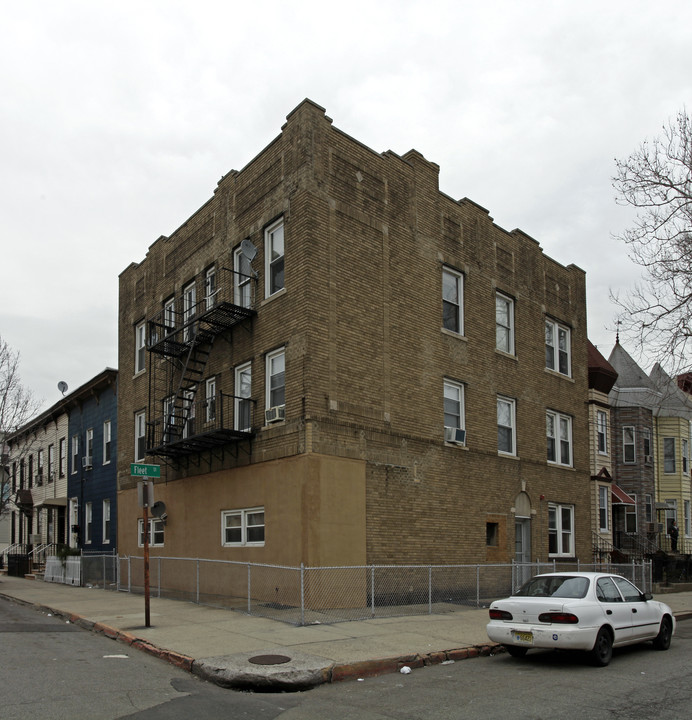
[66,369,118,552]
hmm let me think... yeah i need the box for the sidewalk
[1,575,691,691]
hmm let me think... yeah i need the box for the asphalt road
[1,596,690,719]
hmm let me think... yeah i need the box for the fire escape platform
[147,427,253,459]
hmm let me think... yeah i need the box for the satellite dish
[151,501,167,519]
[240,237,257,261]
[58,381,68,395]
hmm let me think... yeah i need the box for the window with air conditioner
[443,380,466,445]
[265,348,285,423]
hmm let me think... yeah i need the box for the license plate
[513,631,533,644]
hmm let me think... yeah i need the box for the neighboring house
[587,341,620,558]
[6,369,118,554]
[118,99,591,569]
[608,341,692,555]
[66,369,118,552]
[1,434,10,553]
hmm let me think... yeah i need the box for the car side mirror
[643,592,653,601]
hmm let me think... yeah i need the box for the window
[596,576,622,603]
[625,494,637,533]
[547,411,572,466]
[59,438,66,477]
[444,380,465,432]
[183,281,196,341]
[683,438,689,473]
[664,437,676,473]
[138,518,165,547]
[37,449,44,485]
[642,428,651,459]
[205,377,217,423]
[548,503,574,556]
[234,246,253,308]
[84,502,92,544]
[205,266,217,309]
[495,292,514,354]
[684,500,691,538]
[85,428,94,467]
[103,421,111,464]
[182,390,195,439]
[266,348,285,410]
[545,319,571,376]
[135,322,146,374]
[645,494,653,524]
[623,426,636,464]
[596,411,608,454]
[71,435,79,474]
[164,296,176,334]
[235,363,252,432]
[222,507,265,546]
[265,218,285,297]
[665,499,678,531]
[28,455,33,487]
[48,444,54,481]
[442,267,463,334]
[598,485,609,532]
[497,396,516,456]
[612,576,643,602]
[103,499,111,544]
[486,522,499,547]
[135,411,146,462]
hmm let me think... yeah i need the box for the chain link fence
[103,557,652,625]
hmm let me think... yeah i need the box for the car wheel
[505,645,528,658]
[652,616,672,651]
[590,628,613,667]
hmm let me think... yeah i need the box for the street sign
[130,463,161,478]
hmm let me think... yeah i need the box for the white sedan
[486,572,675,666]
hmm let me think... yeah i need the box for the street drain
[248,654,292,665]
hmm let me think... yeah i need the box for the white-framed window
[135,321,146,374]
[135,411,146,462]
[598,485,609,532]
[235,362,252,432]
[138,518,165,547]
[545,318,571,376]
[183,281,196,341]
[182,390,195,439]
[37,449,44,485]
[664,437,676,473]
[265,218,285,297]
[495,292,514,354]
[625,494,637,533]
[164,296,176,334]
[48,444,55,481]
[547,410,572,466]
[497,396,516,456]
[103,420,111,464]
[85,428,93,467]
[205,266,217,309]
[84,502,92,544]
[645,494,653,524]
[103,499,111,544]
[665,499,678,531]
[442,267,463,335]
[443,380,465,433]
[205,377,217,423]
[642,428,652,460]
[623,426,636,464]
[684,500,691,537]
[682,438,689,473]
[234,245,253,308]
[548,503,574,557]
[596,410,608,454]
[266,348,285,411]
[221,507,265,547]
[59,437,66,477]
[71,435,79,474]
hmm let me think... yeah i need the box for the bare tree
[1,334,42,517]
[612,109,692,370]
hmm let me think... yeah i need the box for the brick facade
[117,99,591,566]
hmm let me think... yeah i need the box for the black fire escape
[146,267,256,461]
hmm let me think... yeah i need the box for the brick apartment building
[117,99,591,569]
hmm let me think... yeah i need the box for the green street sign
[130,463,161,478]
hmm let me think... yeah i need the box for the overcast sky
[2,1,691,412]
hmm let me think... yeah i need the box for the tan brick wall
[118,99,591,565]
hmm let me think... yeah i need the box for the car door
[612,576,661,640]
[596,576,632,643]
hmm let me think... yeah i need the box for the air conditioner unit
[82,456,93,469]
[644,455,652,463]
[445,427,467,445]
[265,405,285,424]
[646,522,656,533]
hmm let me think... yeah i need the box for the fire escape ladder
[163,333,214,443]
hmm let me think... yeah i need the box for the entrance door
[515,518,532,588]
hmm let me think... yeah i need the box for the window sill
[547,462,575,470]
[261,287,287,306]
[444,442,469,450]
[498,452,519,460]
[133,369,146,380]
[495,349,517,361]
[441,328,467,341]
[544,367,574,382]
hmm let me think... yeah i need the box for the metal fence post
[371,565,375,618]
[300,564,305,626]
[247,563,251,615]
[128,555,131,593]
[196,559,200,605]
[428,566,432,615]
[158,557,162,598]
[476,564,480,607]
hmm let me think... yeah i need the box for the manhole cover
[248,654,292,666]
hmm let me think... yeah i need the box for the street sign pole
[143,501,150,627]
[134,473,158,628]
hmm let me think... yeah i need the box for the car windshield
[515,575,589,599]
